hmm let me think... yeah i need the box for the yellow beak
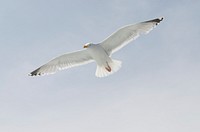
[83,45,88,48]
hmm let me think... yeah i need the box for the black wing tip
[28,68,42,76]
[144,17,164,25]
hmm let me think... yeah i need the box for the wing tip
[28,68,42,76]
[144,17,164,25]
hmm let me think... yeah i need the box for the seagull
[29,17,163,77]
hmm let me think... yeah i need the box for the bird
[29,17,163,77]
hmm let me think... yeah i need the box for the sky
[0,0,200,132]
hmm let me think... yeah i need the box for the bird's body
[86,44,122,77]
[87,44,110,66]
[29,17,163,77]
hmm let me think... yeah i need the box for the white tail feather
[95,59,122,77]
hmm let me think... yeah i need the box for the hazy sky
[0,0,200,132]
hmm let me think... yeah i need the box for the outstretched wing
[100,17,163,55]
[29,49,93,76]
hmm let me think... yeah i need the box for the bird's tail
[95,59,122,78]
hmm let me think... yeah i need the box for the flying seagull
[29,17,163,77]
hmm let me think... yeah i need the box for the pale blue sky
[0,0,200,132]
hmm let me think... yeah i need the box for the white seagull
[29,17,163,77]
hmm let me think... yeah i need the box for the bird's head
[83,43,92,48]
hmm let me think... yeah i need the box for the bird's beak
[83,45,88,48]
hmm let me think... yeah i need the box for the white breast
[87,44,111,66]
